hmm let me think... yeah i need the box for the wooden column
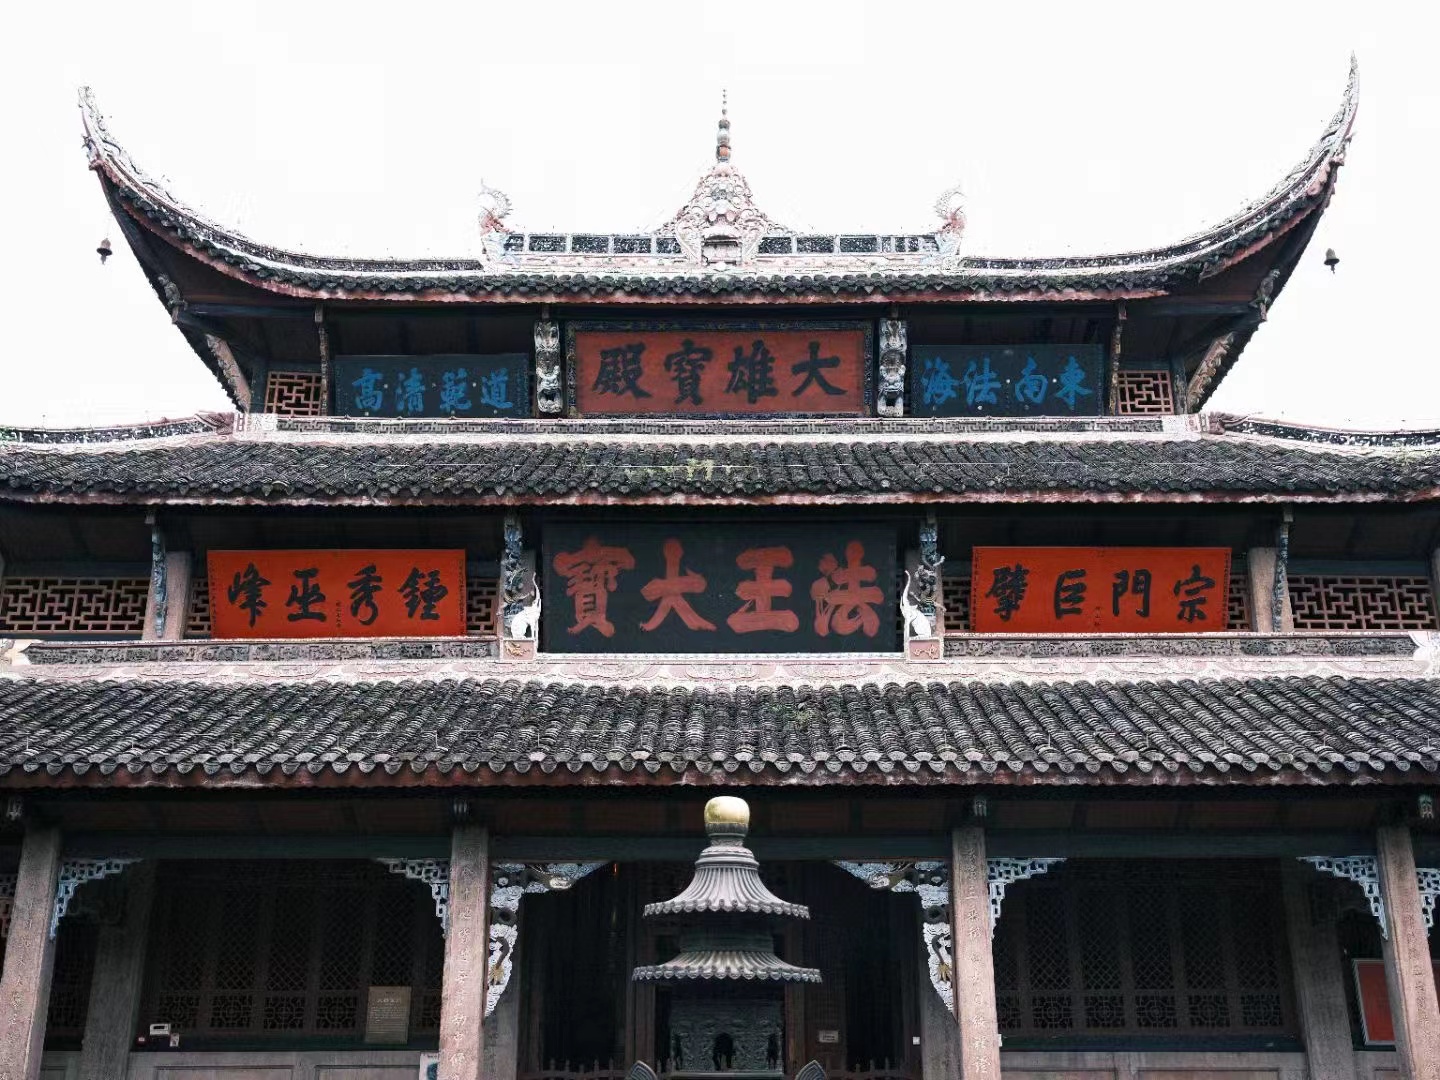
[1377,824,1440,1079]
[1246,547,1293,632]
[1280,862,1358,1080]
[160,552,193,641]
[0,825,63,1080]
[440,823,491,1080]
[950,827,1000,1079]
[78,861,155,1079]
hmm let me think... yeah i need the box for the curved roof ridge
[1216,411,1440,449]
[79,61,1358,296]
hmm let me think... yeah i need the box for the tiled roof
[0,418,1436,505]
[79,62,1357,303]
[0,673,1435,787]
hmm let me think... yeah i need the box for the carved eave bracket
[379,858,453,936]
[836,856,1063,1013]
[836,860,953,1009]
[488,862,605,1015]
[52,858,137,940]
[1302,856,1387,938]
[1418,867,1440,935]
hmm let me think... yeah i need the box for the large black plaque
[909,344,1104,417]
[333,354,531,418]
[541,522,898,654]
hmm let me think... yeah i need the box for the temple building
[4,57,1440,1080]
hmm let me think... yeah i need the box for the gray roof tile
[0,428,1436,504]
[0,674,1435,787]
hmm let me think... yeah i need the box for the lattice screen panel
[187,575,212,638]
[1226,574,1252,630]
[992,860,1293,1040]
[45,921,98,1044]
[189,573,497,638]
[1288,575,1438,631]
[942,572,970,632]
[143,861,443,1045]
[0,577,148,637]
[263,371,325,416]
[1114,370,1175,415]
[468,578,499,638]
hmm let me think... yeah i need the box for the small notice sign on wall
[208,550,467,639]
[365,985,411,1044]
[969,547,1232,633]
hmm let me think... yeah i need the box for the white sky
[1,0,1434,428]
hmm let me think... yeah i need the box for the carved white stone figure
[508,583,541,641]
[901,570,934,641]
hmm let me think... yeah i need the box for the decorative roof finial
[716,90,731,163]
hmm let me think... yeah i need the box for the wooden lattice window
[943,572,971,632]
[187,575,212,638]
[993,861,1294,1043]
[1227,573,1252,630]
[264,371,325,416]
[1288,575,1438,631]
[142,861,442,1046]
[0,577,148,637]
[189,573,497,639]
[1114,370,1175,415]
[468,577,499,638]
[46,921,99,1046]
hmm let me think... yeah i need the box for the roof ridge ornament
[933,183,967,257]
[717,90,731,163]
[476,181,513,262]
[657,95,787,265]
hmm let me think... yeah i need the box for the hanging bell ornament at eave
[97,237,113,264]
[1324,247,1339,273]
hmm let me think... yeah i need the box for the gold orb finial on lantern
[704,795,750,831]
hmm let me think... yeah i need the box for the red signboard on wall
[208,550,466,639]
[1353,958,1440,1045]
[569,323,872,417]
[969,547,1232,633]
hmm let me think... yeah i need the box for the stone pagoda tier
[632,795,819,984]
[633,796,818,1077]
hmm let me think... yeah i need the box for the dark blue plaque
[332,354,531,418]
[909,344,1104,417]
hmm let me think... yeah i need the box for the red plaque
[208,550,466,639]
[570,324,871,417]
[1353,958,1440,1045]
[969,547,1232,634]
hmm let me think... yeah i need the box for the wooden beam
[1377,824,1440,1078]
[440,822,491,1080]
[1281,861,1359,1080]
[0,825,62,1080]
[949,827,1000,1078]
[78,861,156,1078]
[187,303,315,320]
[60,829,1380,862]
